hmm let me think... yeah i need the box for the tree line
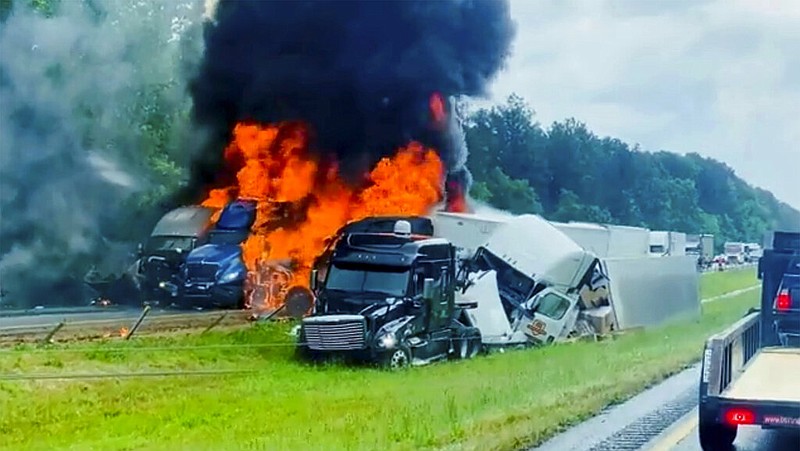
[463,95,800,248]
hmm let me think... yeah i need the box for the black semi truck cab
[296,217,481,368]
[698,231,800,450]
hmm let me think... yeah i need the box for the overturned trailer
[434,213,700,347]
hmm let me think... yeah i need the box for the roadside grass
[0,269,759,451]
[699,265,757,299]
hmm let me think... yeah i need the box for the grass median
[0,268,759,451]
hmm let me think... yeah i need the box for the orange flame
[429,92,447,129]
[201,122,445,310]
[446,180,468,213]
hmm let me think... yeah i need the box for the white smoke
[0,0,206,307]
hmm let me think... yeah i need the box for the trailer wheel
[698,413,736,450]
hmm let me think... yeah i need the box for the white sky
[474,0,800,210]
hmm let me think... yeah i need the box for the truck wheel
[456,328,481,360]
[294,331,321,363]
[383,346,411,370]
[698,414,736,450]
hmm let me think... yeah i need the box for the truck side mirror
[136,243,144,257]
[310,269,318,291]
[422,278,435,301]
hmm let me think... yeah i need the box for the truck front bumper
[182,281,244,308]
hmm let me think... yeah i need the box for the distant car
[773,257,800,346]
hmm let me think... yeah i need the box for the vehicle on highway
[698,230,800,450]
[136,205,216,306]
[724,241,746,264]
[180,199,256,309]
[296,217,482,368]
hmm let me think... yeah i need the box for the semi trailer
[698,231,800,450]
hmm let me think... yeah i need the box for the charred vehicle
[297,217,482,368]
[136,206,215,306]
[180,199,256,309]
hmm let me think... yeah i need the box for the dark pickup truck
[698,231,800,450]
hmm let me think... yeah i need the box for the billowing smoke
[185,0,515,207]
[0,1,204,307]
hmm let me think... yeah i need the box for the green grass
[699,265,757,299]
[0,269,759,451]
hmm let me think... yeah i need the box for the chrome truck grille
[303,316,367,351]
[185,262,219,282]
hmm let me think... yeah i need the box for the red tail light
[775,289,791,311]
[724,407,756,425]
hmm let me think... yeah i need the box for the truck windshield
[324,263,409,297]
[146,236,194,253]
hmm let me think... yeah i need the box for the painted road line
[642,406,698,451]
[701,285,760,304]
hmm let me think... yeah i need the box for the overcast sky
[474,0,800,210]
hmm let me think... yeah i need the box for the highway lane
[531,363,799,451]
[647,408,800,450]
[0,309,143,329]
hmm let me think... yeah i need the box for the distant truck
[687,234,715,269]
[724,241,746,264]
[296,217,482,368]
[698,231,800,450]
[180,199,256,309]
[649,231,687,256]
[744,242,763,263]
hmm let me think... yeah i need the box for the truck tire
[294,331,322,363]
[698,413,736,450]
[383,346,411,370]
[456,328,481,360]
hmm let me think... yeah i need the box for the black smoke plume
[185,0,515,206]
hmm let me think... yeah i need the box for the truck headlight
[378,332,397,349]
[218,268,243,284]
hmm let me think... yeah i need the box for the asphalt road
[658,412,800,451]
[531,362,799,451]
[0,306,217,332]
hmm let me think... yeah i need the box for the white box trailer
[431,211,506,260]
[550,222,650,258]
[441,214,699,347]
[606,224,651,258]
[551,221,611,257]
[650,231,687,256]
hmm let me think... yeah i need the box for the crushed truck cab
[296,217,481,368]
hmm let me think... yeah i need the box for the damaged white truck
[295,210,700,366]
[434,212,700,348]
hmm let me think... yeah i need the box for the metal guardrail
[0,309,256,343]
[701,311,761,397]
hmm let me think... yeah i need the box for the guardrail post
[40,321,65,344]
[124,305,151,340]
[202,312,228,334]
